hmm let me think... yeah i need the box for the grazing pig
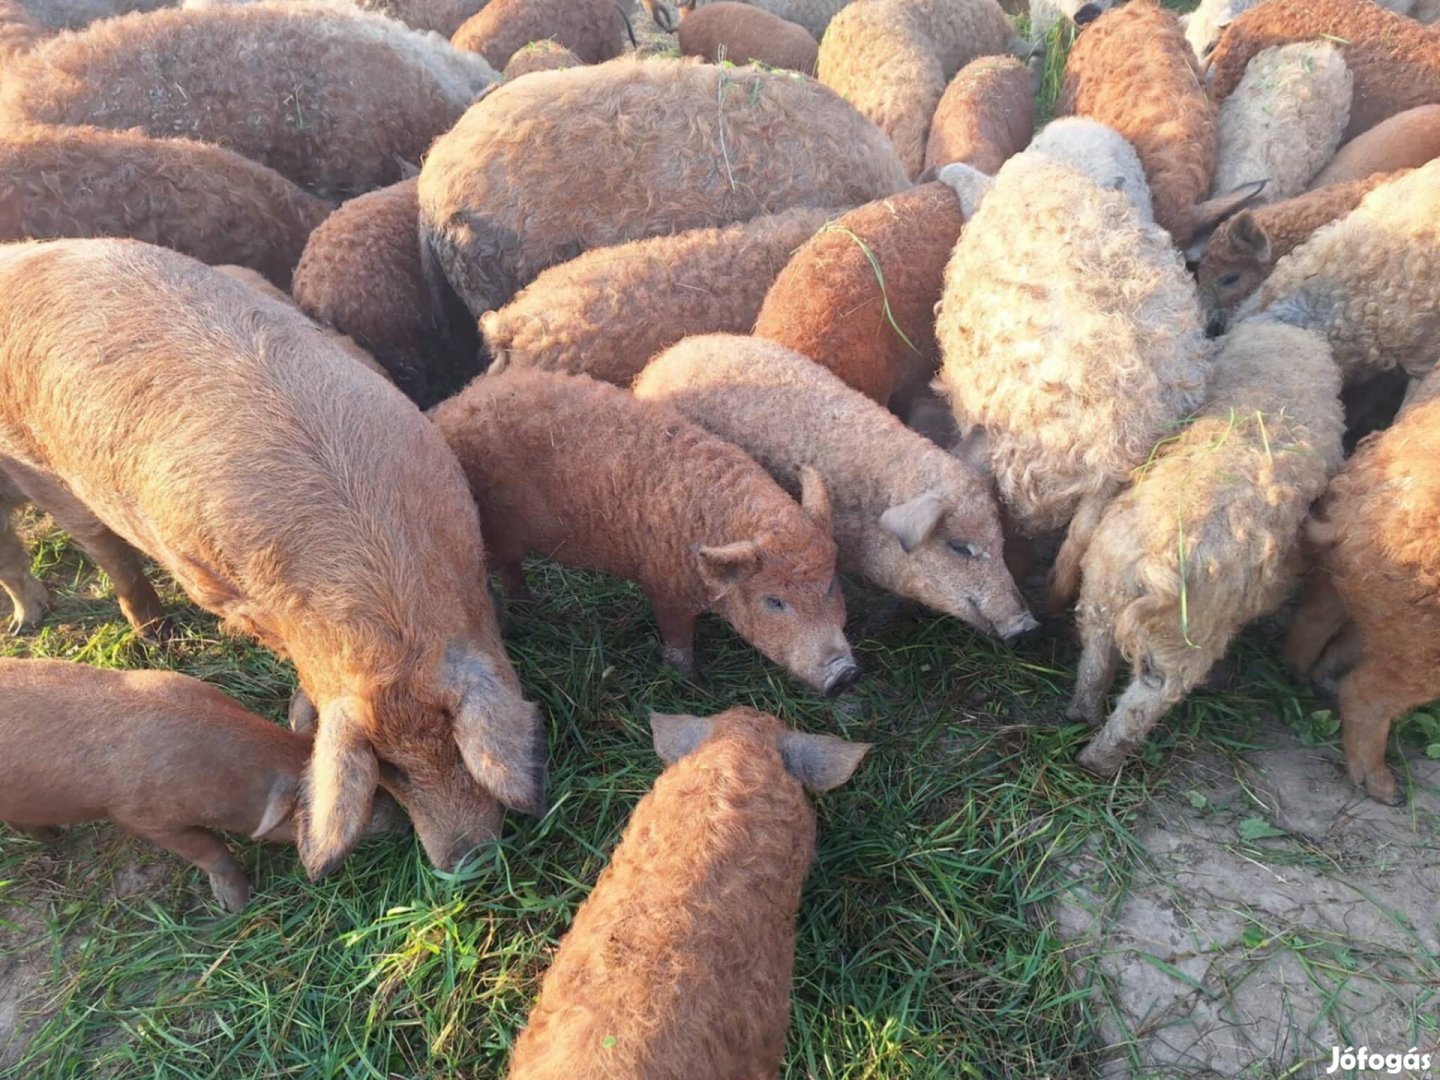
[0,659,404,912]
[501,39,581,78]
[923,55,1035,178]
[507,706,869,1078]
[753,182,964,407]
[0,239,546,879]
[1308,105,1440,189]
[432,369,858,694]
[1284,370,1440,805]
[1070,319,1345,775]
[676,2,819,74]
[418,57,909,319]
[634,334,1036,639]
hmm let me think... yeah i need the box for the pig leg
[288,688,318,734]
[0,506,47,631]
[0,462,167,637]
[137,825,251,913]
[651,599,699,679]
[1068,613,1119,726]
[498,561,536,604]
[1077,673,1186,776]
[1335,655,1437,807]
[1282,572,1349,679]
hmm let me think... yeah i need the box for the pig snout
[998,610,1041,640]
[822,651,862,697]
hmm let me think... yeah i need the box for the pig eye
[1217,271,1242,288]
[948,539,980,559]
[764,595,787,613]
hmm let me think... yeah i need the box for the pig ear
[879,491,950,553]
[937,162,994,218]
[649,711,718,764]
[1190,180,1268,234]
[778,732,872,792]
[251,773,300,840]
[1228,210,1271,263]
[697,540,763,592]
[298,697,379,880]
[798,465,832,533]
[953,427,992,477]
[447,649,549,817]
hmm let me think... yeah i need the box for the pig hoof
[1076,743,1123,777]
[662,645,700,682]
[209,872,251,914]
[128,612,174,644]
[1065,702,1103,728]
[7,579,50,631]
[1364,770,1404,807]
[288,690,318,734]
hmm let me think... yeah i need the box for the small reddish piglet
[432,369,860,695]
[0,659,403,912]
[508,706,869,1079]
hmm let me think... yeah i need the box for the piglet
[507,706,869,1079]
[432,369,859,695]
[0,659,403,912]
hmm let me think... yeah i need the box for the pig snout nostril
[445,837,486,874]
[824,661,862,697]
[1002,612,1041,640]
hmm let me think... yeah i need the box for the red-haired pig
[1308,105,1440,189]
[634,334,1036,639]
[501,39,581,78]
[1195,171,1406,317]
[292,178,479,408]
[1206,0,1440,142]
[481,207,831,387]
[432,369,859,694]
[753,183,964,408]
[0,124,330,289]
[0,239,546,879]
[1283,368,1440,806]
[0,1,499,200]
[451,0,625,69]
[0,659,405,912]
[676,2,819,73]
[418,57,909,318]
[923,55,1035,178]
[507,706,869,1079]
[1059,0,1261,247]
[1070,319,1344,776]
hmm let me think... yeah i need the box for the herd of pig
[0,0,1439,1070]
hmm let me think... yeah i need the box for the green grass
[0,504,1329,1079]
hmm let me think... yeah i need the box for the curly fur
[753,182,962,406]
[292,178,478,407]
[1070,319,1344,775]
[935,152,1211,607]
[451,0,624,68]
[501,37,580,77]
[508,706,866,1079]
[1196,170,1406,314]
[923,55,1034,177]
[18,0,167,30]
[1025,117,1154,222]
[1058,0,1218,245]
[676,2,818,73]
[634,334,1034,636]
[481,206,830,387]
[817,0,1020,180]
[0,124,329,288]
[0,1,498,199]
[1282,369,1440,804]
[0,238,543,879]
[1309,105,1440,189]
[1212,42,1352,204]
[0,0,45,59]
[419,57,909,319]
[677,0,848,39]
[432,368,855,691]
[1235,159,1440,382]
[0,659,393,912]
[1206,0,1440,141]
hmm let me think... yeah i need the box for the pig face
[698,467,859,696]
[1196,210,1272,325]
[295,644,545,879]
[873,488,1037,639]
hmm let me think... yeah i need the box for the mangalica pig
[432,368,859,695]
[0,238,545,879]
[634,334,1036,639]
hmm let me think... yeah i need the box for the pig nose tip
[444,837,488,874]
[1205,311,1229,338]
[824,661,862,697]
[1002,612,1042,640]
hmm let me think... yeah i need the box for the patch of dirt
[1054,725,1440,1077]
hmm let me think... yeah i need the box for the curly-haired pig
[507,706,869,1078]
[431,369,859,694]
[634,334,1036,639]
[0,659,405,912]
[0,239,545,880]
